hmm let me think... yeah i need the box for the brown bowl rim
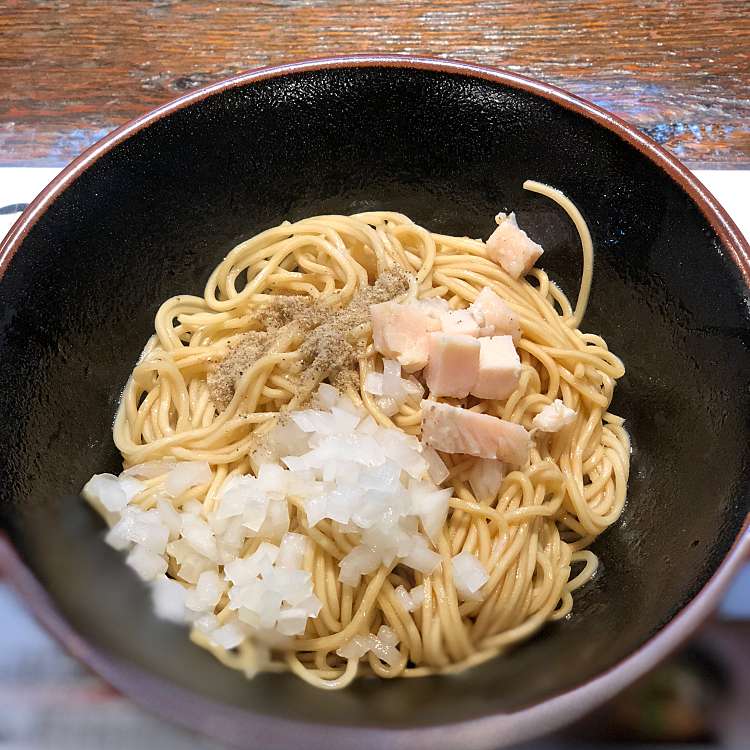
[1,55,749,750]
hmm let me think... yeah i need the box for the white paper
[1,167,747,244]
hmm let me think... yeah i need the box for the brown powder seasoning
[208,267,410,412]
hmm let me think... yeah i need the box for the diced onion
[210,621,246,650]
[165,461,212,496]
[151,575,187,622]
[90,384,457,644]
[452,551,489,600]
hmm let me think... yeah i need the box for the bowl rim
[1,54,749,750]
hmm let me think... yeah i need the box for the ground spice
[208,267,410,411]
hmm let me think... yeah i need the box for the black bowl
[1,57,749,749]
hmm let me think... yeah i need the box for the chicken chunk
[440,309,480,337]
[470,335,521,400]
[468,287,521,342]
[486,213,543,279]
[424,333,480,399]
[420,400,530,465]
[370,301,441,373]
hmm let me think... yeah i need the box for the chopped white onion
[88,383,459,644]
[421,445,449,485]
[209,621,246,650]
[382,359,404,396]
[377,431,428,479]
[290,409,329,433]
[394,584,415,612]
[339,545,380,587]
[358,416,378,434]
[178,554,214,584]
[165,461,212,496]
[151,575,187,623]
[118,476,146,503]
[532,399,577,432]
[365,362,423,410]
[409,479,451,545]
[410,584,425,608]
[336,634,371,660]
[181,514,218,561]
[466,458,505,503]
[296,594,322,618]
[224,543,279,584]
[182,499,204,516]
[376,624,399,649]
[156,499,182,539]
[401,536,442,574]
[105,512,134,551]
[276,607,309,636]
[119,508,169,554]
[193,613,219,634]
[375,396,400,416]
[315,382,339,409]
[330,406,361,434]
[364,371,386,396]
[254,497,288,542]
[257,464,287,496]
[83,474,128,513]
[402,376,424,399]
[452,551,489,600]
[277,532,308,569]
[368,627,400,666]
[185,569,225,612]
[303,495,328,528]
[218,474,270,532]
[126,544,167,581]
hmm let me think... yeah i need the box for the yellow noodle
[103,185,629,689]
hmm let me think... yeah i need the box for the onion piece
[151,575,187,622]
[336,634,371,660]
[126,544,167,581]
[401,535,442,574]
[410,584,425,608]
[466,458,505,503]
[338,545,380,586]
[394,584,415,612]
[452,551,489,600]
[210,621,246,650]
[421,445,449,485]
[83,474,128,513]
[166,462,212,496]
[277,532,308,570]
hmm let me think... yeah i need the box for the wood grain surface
[0,0,748,167]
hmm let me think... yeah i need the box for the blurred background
[1,2,748,749]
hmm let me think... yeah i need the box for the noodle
[99,183,630,688]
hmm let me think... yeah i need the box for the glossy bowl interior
[0,58,749,750]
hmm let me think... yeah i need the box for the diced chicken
[470,336,521,401]
[415,298,451,319]
[421,400,530,465]
[532,399,577,432]
[486,213,543,279]
[468,287,521,342]
[370,301,441,373]
[424,333,480,399]
[440,309,480,337]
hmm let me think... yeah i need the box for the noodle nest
[109,184,630,688]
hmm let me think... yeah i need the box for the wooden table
[1,0,748,168]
